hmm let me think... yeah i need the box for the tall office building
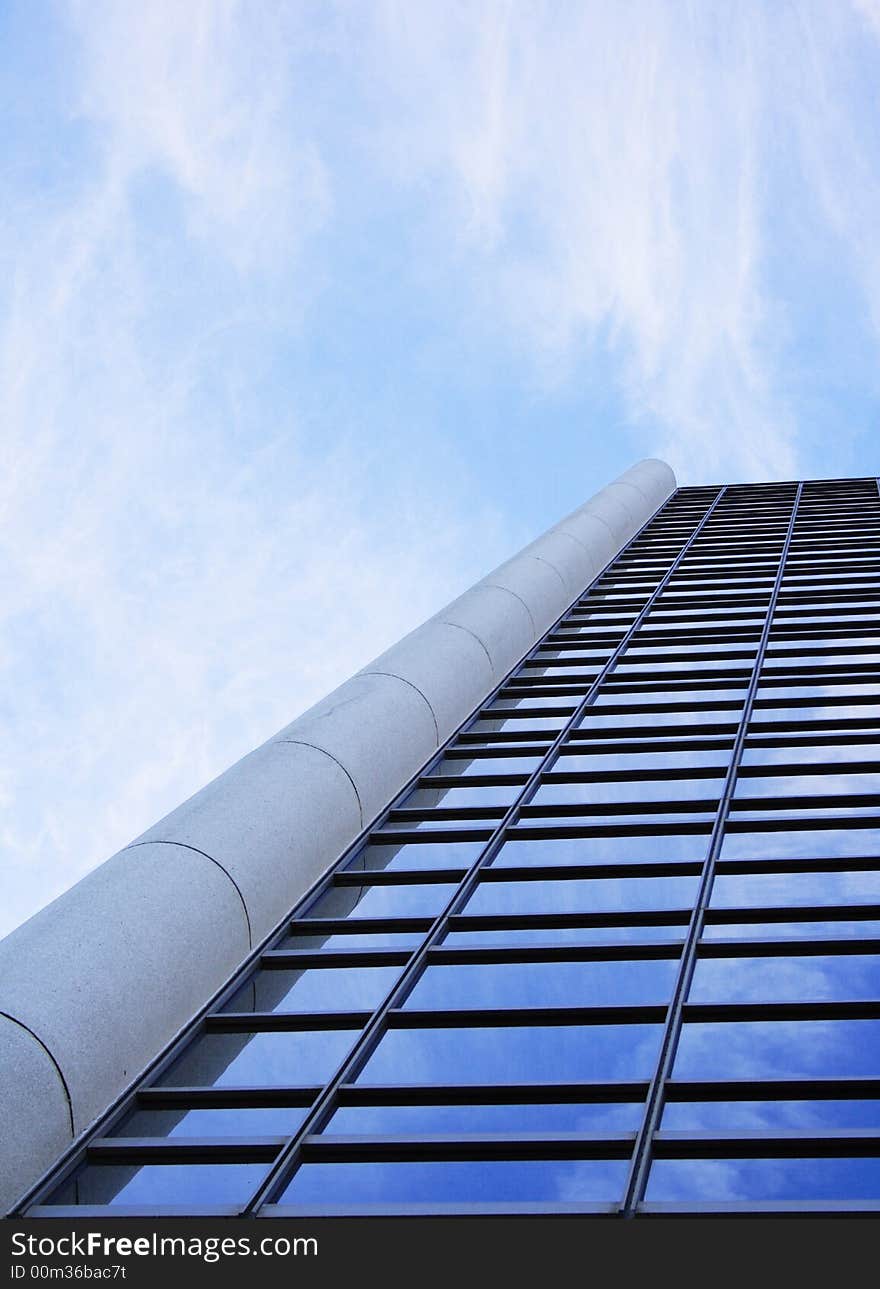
[5,463,880,1216]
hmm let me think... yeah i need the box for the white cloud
[355,2,880,481]
[0,1,507,939]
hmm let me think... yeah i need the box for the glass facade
[25,476,880,1215]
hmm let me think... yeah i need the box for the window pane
[159,1030,357,1088]
[690,955,880,1003]
[674,1020,880,1079]
[118,1105,311,1138]
[493,834,706,866]
[647,1158,880,1203]
[306,882,458,921]
[54,1163,269,1207]
[279,1159,628,1205]
[345,841,483,873]
[720,828,880,861]
[222,966,401,1013]
[443,925,687,948]
[703,920,880,941]
[359,1023,663,1084]
[283,930,424,951]
[405,784,520,809]
[465,875,699,917]
[533,779,723,805]
[327,1101,643,1135]
[711,870,880,909]
[662,1099,880,1132]
[405,959,679,1010]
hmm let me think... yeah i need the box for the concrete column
[0,457,675,1211]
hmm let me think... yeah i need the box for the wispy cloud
[5,2,880,938]
[0,0,507,938]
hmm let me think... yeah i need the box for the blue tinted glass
[757,683,880,701]
[436,755,543,777]
[327,1102,643,1134]
[56,1163,268,1207]
[443,925,686,947]
[690,955,880,1003]
[222,966,401,1013]
[382,815,501,833]
[159,1030,357,1087]
[283,931,423,951]
[578,709,735,728]
[647,1158,880,1202]
[494,696,582,711]
[662,1099,880,1131]
[735,773,880,798]
[594,688,747,706]
[494,834,706,865]
[359,1024,662,1084]
[711,869,880,909]
[742,742,880,766]
[405,784,520,809]
[558,750,733,772]
[471,714,570,732]
[755,703,880,723]
[405,959,678,1009]
[674,1020,880,1079]
[534,779,723,806]
[279,1159,627,1205]
[702,921,880,940]
[119,1106,310,1137]
[346,841,483,873]
[465,875,698,916]
[306,882,458,921]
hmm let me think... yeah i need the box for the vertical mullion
[620,481,803,1215]
[244,488,727,1213]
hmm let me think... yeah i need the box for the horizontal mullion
[569,724,741,743]
[696,936,880,958]
[447,910,693,932]
[88,1138,285,1163]
[731,790,880,812]
[665,1076,880,1100]
[367,829,493,846]
[262,948,414,968]
[136,1086,321,1108]
[457,729,561,744]
[299,1132,636,1163]
[652,1129,880,1159]
[481,861,703,882]
[753,692,880,710]
[418,773,530,789]
[289,916,433,935]
[705,902,880,925]
[388,1004,668,1029]
[724,814,880,833]
[560,735,736,755]
[426,941,683,965]
[736,760,880,778]
[206,1011,371,1032]
[716,856,880,877]
[337,1080,650,1105]
[682,1000,880,1022]
[334,869,469,887]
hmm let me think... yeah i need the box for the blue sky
[3,0,880,938]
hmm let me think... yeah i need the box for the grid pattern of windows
[22,476,880,1216]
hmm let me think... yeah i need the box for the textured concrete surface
[0,1015,72,1213]
[0,457,675,1211]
